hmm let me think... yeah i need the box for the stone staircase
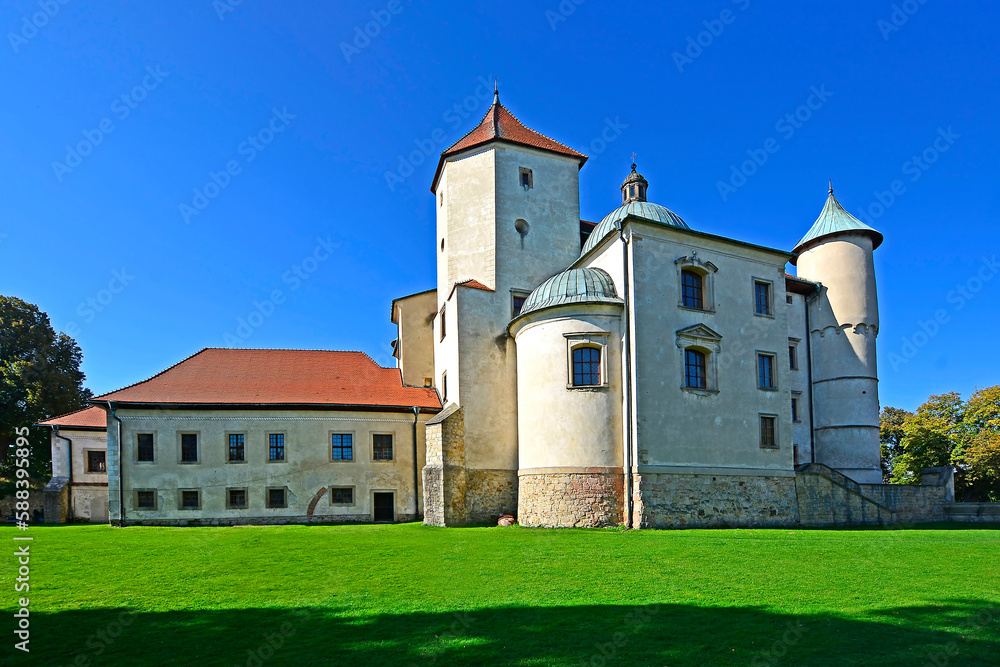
[794,463,896,527]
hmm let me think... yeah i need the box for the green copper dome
[792,188,883,260]
[517,267,622,318]
[582,201,690,256]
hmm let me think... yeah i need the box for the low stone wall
[795,473,892,527]
[518,471,621,528]
[859,483,949,524]
[634,473,798,529]
[0,490,45,523]
[946,503,1000,523]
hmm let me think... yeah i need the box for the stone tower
[422,89,588,525]
[792,186,883,484]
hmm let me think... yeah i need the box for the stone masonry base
[518,471,623,528]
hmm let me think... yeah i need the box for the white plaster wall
[393,290,437,388]
[114,408,431,522]
[625,223,796,473]
[50,428,109,522]
[513,307,624,470]
[786,292,813,465]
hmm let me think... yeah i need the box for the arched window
[572,346,601,387]
[681,270,704,309]
[684,349,707,389]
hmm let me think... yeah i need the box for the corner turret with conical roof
[795,184,882,485]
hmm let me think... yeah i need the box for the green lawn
[2,523,998,666]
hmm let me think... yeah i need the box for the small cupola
[620,162,648,204]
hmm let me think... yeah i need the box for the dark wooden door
[373,492,394,522]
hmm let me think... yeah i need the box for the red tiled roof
[447,278,495,301]
[431,99,587,192]
[38,406,107,430]
[581,219,597,230]
[92,348,441,410]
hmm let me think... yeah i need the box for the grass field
[2,523,998,666]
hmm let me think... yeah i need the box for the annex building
[39,90,955,528]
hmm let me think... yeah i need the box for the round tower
[509,267,624,527]
[792,185,883,484]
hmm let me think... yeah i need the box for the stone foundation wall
[859,483,949,524]
[518,471,621,528]
[466,469,517,524]
[124,514,418,527]
[634,473,799,528]
[795,473,892,526]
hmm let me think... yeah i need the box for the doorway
[372,492,395,522]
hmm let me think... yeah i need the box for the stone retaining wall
[518,471,622,528]
[634,473,798,528]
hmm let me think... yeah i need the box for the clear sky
[2,1,998,411]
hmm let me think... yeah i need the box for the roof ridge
[495,103,585,157]
[93,348,211,401]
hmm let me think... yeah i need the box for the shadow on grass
[22,599,998,666]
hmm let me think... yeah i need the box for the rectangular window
[373,434,394,461]
[519,167,533,189]
[267,488,287,508]
[439,306,446,341]
[137,433,154,462]
[228,433,245,462]
[269,433,285,461]
[86,450,106,473]
[789,345,798,370]
[572,346,601,387]
[331,434,353,460]
[136,490,155,510]
[684,349,707,389]
[181,490,200,509]
[681,270,704,309]
[441,372,448,403]
[760,415,778,448]
[330,487,354,505]
[754,281,772,316]
[792,397,800,422]
[758,353,776,390]
[181,433,198,462]
[227,488,247,509]
[511,292,528,318]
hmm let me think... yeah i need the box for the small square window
[269,433,285,461]
[760,415,778,449]
[754,281,773,316]
[332,434,353,460]
[181,433,198,463]
[180,490,200,510]
[228,433,245,462]
[519,167,533,189]
[373,434,394,461]
[136,490,156,510]
[227,488,247,509]
[330,487,354,505]
[137,434,154,462]
[786,294,794,305]
[757,353,776,390]
[267,488,287,508]
[86,450,106,473]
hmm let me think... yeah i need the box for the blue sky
[1,1,997,411]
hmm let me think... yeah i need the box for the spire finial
[631,152,637,170]
[829,179,833,195]
[493,78,499,105]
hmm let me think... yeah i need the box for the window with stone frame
[676,324,722,393]
[227,488,248,509]
[373,434,394,461]
[757,353,777,390]
[754,280,773,316]
[137,433,154,462]
[571,346,601,387]
[330,487,354,505]
[136,490,156,510]
[684,348,708,389]
[759,415,778,449]
[675,254,717,312]
[228,433,245,462]
[180,489,200,509]
[180,433,198,463]
[86,450,106,473]
[267,487,287,508]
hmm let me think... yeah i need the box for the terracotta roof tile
[447,278,495,301]
[431,99,587,192]
[92,348,441,410]
[38,406,108,430]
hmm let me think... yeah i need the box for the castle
[39,90,954,528]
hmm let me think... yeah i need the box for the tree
[879,406,912,483]
[0,296,92,488]
[954,386,1000,501]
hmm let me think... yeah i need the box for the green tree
[890,392,963,484]
[955,386,1000,501]
[879,406,912,483]
[0,296,92,488]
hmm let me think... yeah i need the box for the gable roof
[92,348,441,410]
[37,406,107,430]
[430,97,587,192]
